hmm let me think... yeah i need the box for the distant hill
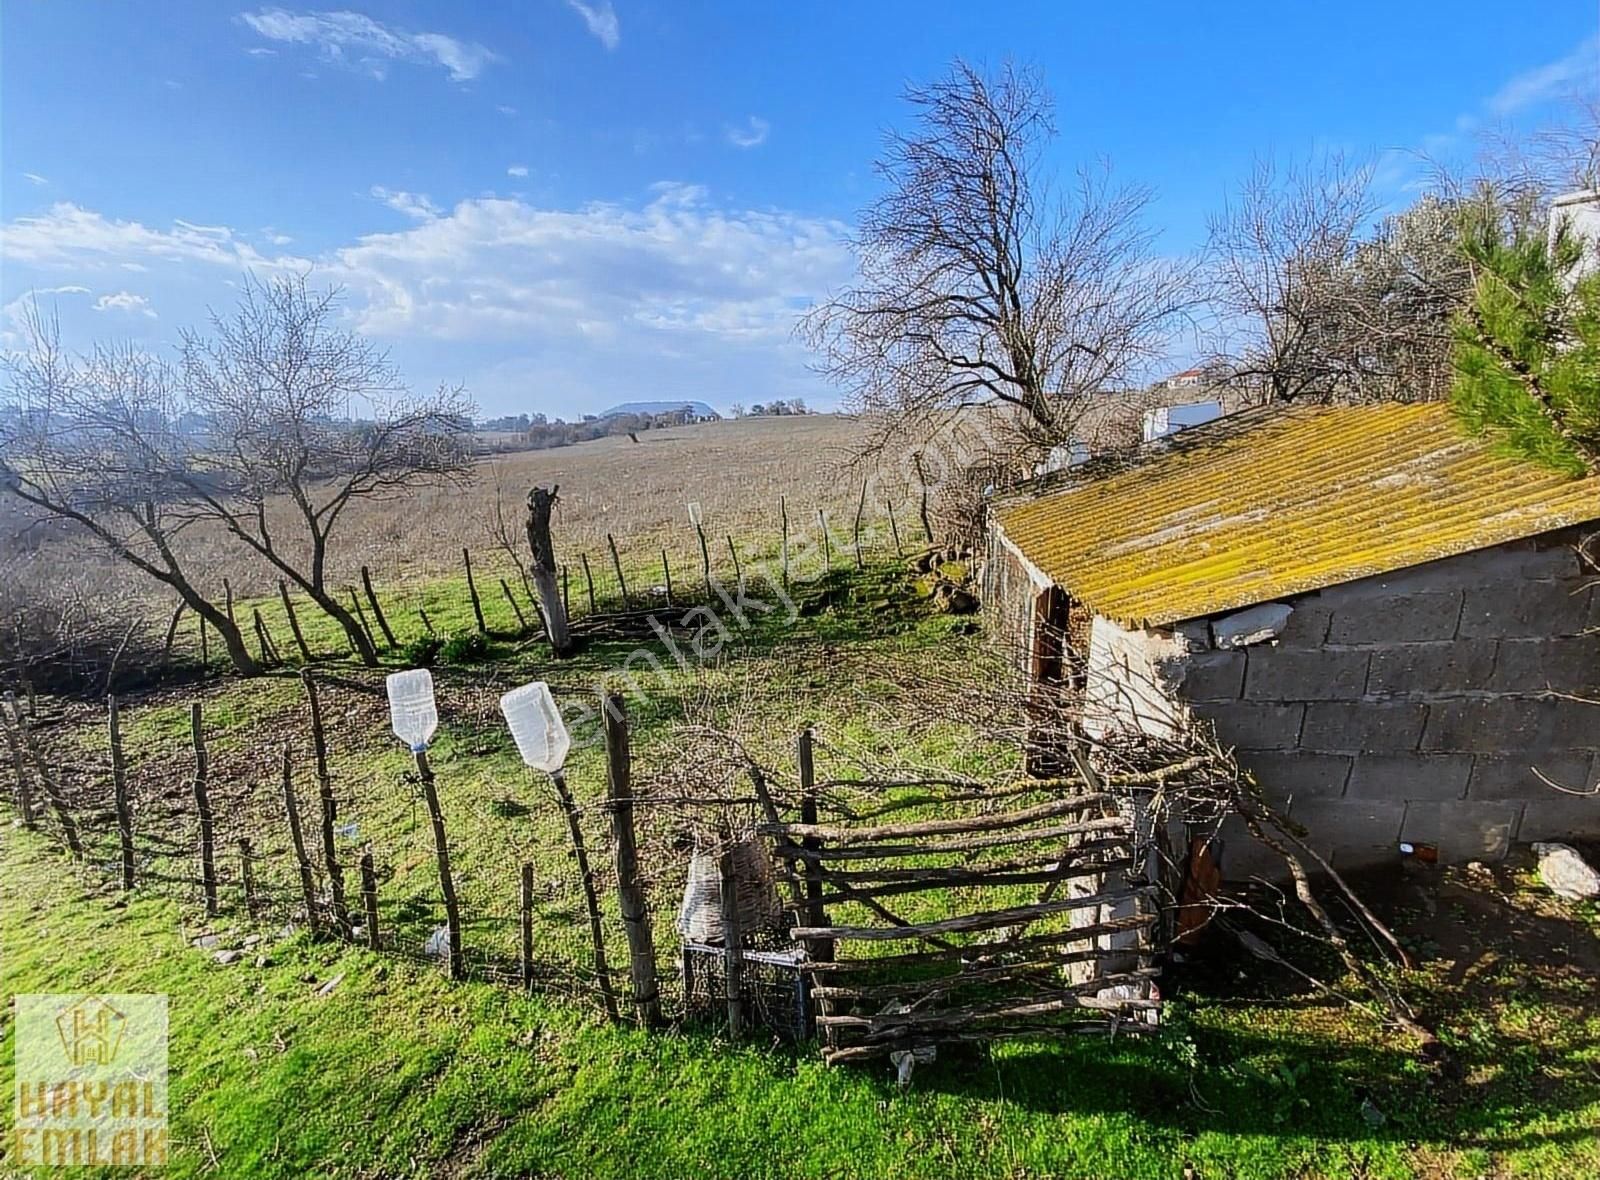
[601,400,720,420]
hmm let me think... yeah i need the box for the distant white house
[1166,368,1205,390]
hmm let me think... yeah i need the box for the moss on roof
[994,402,1600,627]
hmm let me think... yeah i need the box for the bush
[440,632,491,664]
[399,634,445,667]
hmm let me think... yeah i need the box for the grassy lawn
[4,562,1599,1178]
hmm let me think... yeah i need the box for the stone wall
[1176,531,1600,876]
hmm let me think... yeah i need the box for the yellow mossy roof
[994,402,1600,627]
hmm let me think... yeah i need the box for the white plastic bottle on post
[499,681,570,773]
[386,669,438,752]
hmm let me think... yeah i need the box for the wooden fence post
[108,695,134,890]
[252,608,279,666]
[797,728,832,966]
[418,604,435,635]
[414,748,464,980]
[725,536,743,594]
[580,553,598,613]
[10,691,79,854]
[603,694,660,1026]
[347,588,378,654]
[499,578,529,633]
[278,581,313,662]
[191,702,218,917]
[561,564,570,618]
[361,566,398,649]
[853,480,867,570]
[280,744,320,934]
[549,767,619,1020]
[361,852,380,948]
[818,510,832,570]
[607,534,630,608]
[661,550,674,606]
[780,496,790,589]
[238,837,257,918]
[718,830,745,1038]
[162,602,186,663]
[519,862,535,990]
[198,613,209,672]
[2,696,37,829]
[463,547,488,634]
[301,672,349,935]
[695,521,712,598]
[886,498,904,557]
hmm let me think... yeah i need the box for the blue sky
[2,2,1596,417]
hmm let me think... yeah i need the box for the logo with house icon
[54,995,127,1067]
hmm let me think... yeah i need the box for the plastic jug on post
[387,669,438,752]
[499,681,570,773]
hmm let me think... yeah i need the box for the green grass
[7,563,1600,1178]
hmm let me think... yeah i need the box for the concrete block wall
[1176,531,1600,874]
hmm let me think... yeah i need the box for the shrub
[400,634,445,667]
[440,632,491,664]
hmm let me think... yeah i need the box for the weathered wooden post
[661,550,674,606]
[607,534,631,608]
[912,450,935,543]
[603,693,660,1026]
[852,479,867,570]
[2,696,37,828]
[162,602,186,663]
[499,680,619,1021]
[277,580,313,662]
[10,691,79,854]
[347,588,378,654]
[280,744,320,933]
[499,578,530,633]
[690,502,711,597]
[885,498,904,557]
[817,510,832,570]
[561,564,570,618]
[302,672,350,935]
[386,670,463,979]
[108,695,135,890]
[718,829,745,1038]
[238,837,258,918]
[462,547,488,634]
[190,702,218,916]
[797,728,832,967]
[524,486,575,658]
[252,608,279,666]
[198,613,209,672]
[519,862,535,990]
[780,496,790,589]
[575,553,596,614]
[417,604,436,635]
[361,565,398,648]
[360,852,380,948]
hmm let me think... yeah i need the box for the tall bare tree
[803,60,1195,464]
[177,276,473,665]
[0,306,259,673]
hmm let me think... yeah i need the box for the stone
[1178,650,1246,701]
[1243,648,1370,702]
[1325,592,1462,644]
[1459,583,1594,639]
[1531,842,1600,900]
[213,949,243,965]
[1192,702,1304,750]
[1423,697,1600,752]
[1210,603,1294,649]
[1489,636,1600,693]
[1346,753,1472,801]
[254,954,273,969]
[193,934,220,950]
[1299,701,1428,753]
[1364,640,1497,696]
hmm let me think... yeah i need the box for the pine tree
[1451,202,1600,477]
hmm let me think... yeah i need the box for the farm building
[984,401,1600,878]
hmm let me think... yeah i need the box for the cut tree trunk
[524,486,573,657]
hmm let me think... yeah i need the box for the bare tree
[176,275,473,665]
[803,60,1195,464]
[0,306,259,673]
[1205,154,1474,404]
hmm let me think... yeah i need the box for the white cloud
[22,172,48,186]
[370,186,440,221]
[93,291,157,318]
[239,8,497,82]
[1488,34,1600,117]
[725,116,770,150]
[0,202,286,270]
[565,0,619,51]
[497,104,517,117]
[507,164,529,178]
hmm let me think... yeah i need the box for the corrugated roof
[993,402,1600,627]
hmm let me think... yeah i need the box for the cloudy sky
[2,2,1595,417]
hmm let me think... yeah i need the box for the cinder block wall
[1181,530,1600,875]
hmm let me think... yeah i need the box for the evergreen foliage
[1451,203,1600,476]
